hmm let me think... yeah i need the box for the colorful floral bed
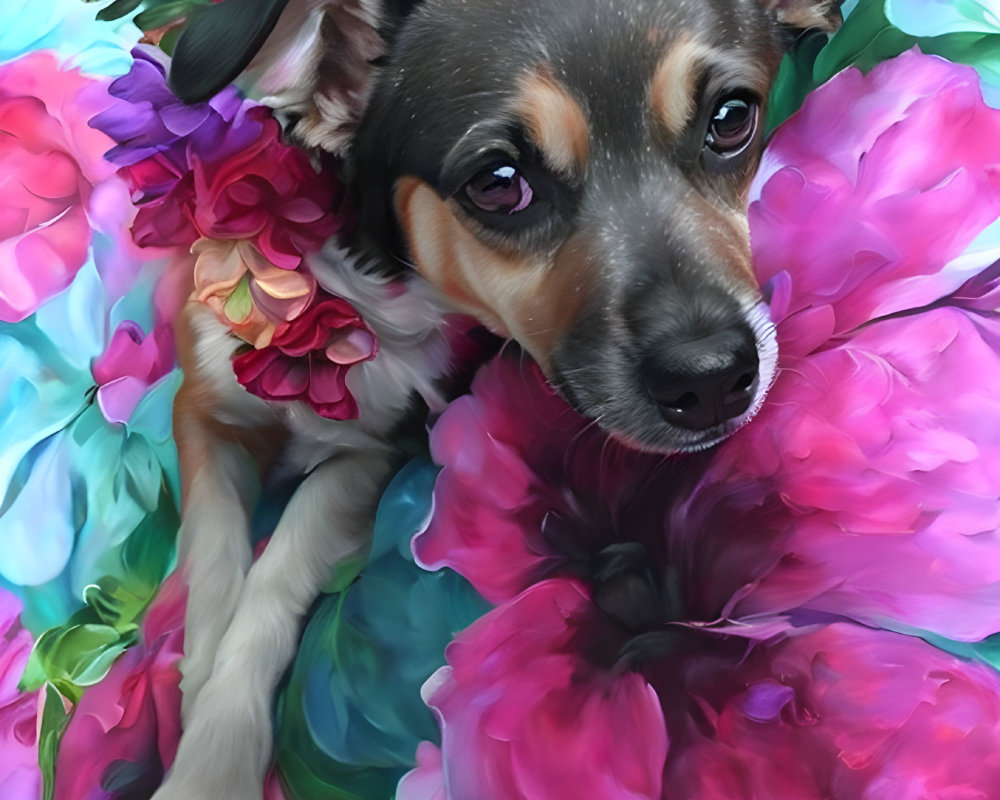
[4,1,1000,798]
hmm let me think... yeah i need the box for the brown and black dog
[153,1,840,797]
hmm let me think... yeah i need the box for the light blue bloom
[0,260,181,634]
[886,0,1000,105]
[2,0,139,75]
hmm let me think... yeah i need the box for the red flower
[232,293,377,420]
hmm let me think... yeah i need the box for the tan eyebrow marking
[513,69,590,175]
[649,35,715,138]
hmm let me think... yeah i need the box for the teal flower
[274,459,489,800]
[1,0,137,75]
[0,260,181,635]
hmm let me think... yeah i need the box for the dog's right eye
[464,165,534,214]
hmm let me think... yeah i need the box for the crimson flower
[232,293,377,419]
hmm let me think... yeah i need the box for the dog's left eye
[464,165,534,214]
[705,95,758,154]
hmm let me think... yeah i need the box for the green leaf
[133,1,195,32]
[224,274,254,324]
[39,689,72,800]
[26,622,136,704]
[766,30,830,132]
[96,0,144,22]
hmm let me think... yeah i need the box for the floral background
[4,0,1000,798]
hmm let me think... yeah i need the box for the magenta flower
[0,51,122,322]
[750,49,1000,352]
[90,320,175,425]
[402,580,1000,800]
[54,573,185,800]
[232,293,378,419]
[0,590,40,799]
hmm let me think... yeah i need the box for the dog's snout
[642,326,759,431]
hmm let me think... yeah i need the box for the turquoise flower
[1,0,138,74]
[0,260,181,635]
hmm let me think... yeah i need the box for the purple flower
[90,45,246,169]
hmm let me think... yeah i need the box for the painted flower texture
[0,590,40,799]
[402,51,1000,799]
[0,50,124,322]
[89,45,371,418]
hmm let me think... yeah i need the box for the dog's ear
[169,0,424,154]
[761,0,843,31]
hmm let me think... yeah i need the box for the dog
[152,0,841,797]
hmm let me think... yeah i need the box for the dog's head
[180,0,841,452]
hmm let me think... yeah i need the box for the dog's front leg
[153,447,392,800]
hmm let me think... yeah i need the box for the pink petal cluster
[232,292,378,419]
[90,320,176,425]
[0,590,40,799]
[405,51,1000,797]
[0,51,121,322]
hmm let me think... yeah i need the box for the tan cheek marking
[395,176,594,371]
[650,35,714,138]
[514,70,590,175]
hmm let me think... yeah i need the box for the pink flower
[0,590,40,799]
[402,580,1000,800]
[192,237,317,348]
[54,573,185,800]
[232,293,378,419]
[414,355,669,605]
[91,320,176,425]
[0,51,121,322]
[750,50,1000,354]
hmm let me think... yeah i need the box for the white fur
[153,245,454,800]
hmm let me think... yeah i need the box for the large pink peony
[0,51,125,322]
[0,590,40,799]
[402,580,1000,800]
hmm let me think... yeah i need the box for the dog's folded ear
[169,0,424,154]
[761,0,843,31]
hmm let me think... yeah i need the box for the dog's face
[350,0,839,452]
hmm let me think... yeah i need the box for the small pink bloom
[0,590,40,800]
[91,321,175,425]
[0,52,121,322]
[54,573,185,800]
[192,237,317,348]
[232,292,377,419]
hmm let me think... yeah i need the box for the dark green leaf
[39,689,72,800]
[133,1,194,32]
[95,0,144,22]
[169,0,290,102]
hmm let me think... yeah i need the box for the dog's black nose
[643,326,759,431]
